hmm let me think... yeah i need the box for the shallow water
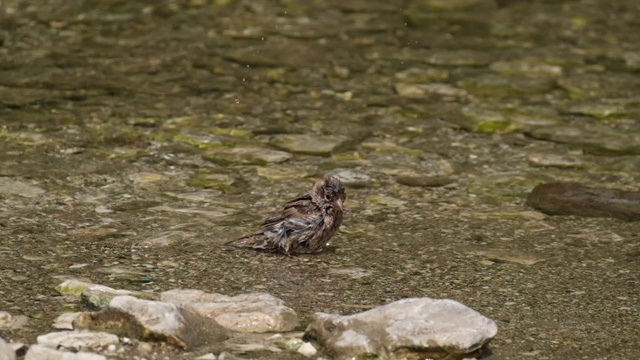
[1,0,639,359]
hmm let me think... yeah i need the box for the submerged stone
[304,297,497,359]
[0,178,45,198]
[394,67,449,82]
[563,102,628,119]
[269,134,349,156]
[457,74,555,98]
[458,105,518,133]
[138,231,196,247]
[527,182,640,221]
[256,166,305,180]
[186,173,235,189]
[203,146,292,165]
[396,175,455,187]
[394,83,468,98]
[489,60,563,77]
[527,153,592,169]
[528,124,640,155]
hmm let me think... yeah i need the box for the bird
[227,175,346,255]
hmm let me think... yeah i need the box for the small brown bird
[228,175,346,255]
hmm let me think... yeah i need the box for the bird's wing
[262,193,316,226]
[263,213,324,253]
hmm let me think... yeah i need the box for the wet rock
[186,173,235,189]
[562,102,628,119]
[128,172,169,188]
[163,190,221,202]
[55,279,96,296]
[53,312,83,330]
[0,178,45,198]
[269,134,350,156]
[226,39,330,68]
[99,265,149,283]
[173,131,223,148]
[469,174,541,199]
[203,146,292,165]
[37,331,119,350]
[458,105,518,133]
[396,175,454,187]
[366,194,407,207]
[25,345,105,360]
[138,231,196,247]
[256,166,306,180]
[489,61,563,77]
[327,267,374,279]
[468,249,543,266]
[0,337,15,360]
[160,290,299,333]
[151,205,236,219]
[394,67,449,82]
[304,297,497,359]
[408,0,493,11]
[528,124,640,155]
[0,311,28,330]
[457,74,555,98]
[468,210,546,221]
[557,72,638,99]
[73,295,227,349]
[527,182,640,221]
[527,153,591,169]
[394,83,468,98]
[332,170,371,187]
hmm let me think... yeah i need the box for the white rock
[304,297,497,359]
[53,312,83,330]
[0,337,16,360]
[297,342,317,357]
[25,345,106,360]
[74,296,227,349]
[0,311,28,330]
[37,331,119,350]
[55,279,151,310]
[195,353,217,360]
[160,289,299,333]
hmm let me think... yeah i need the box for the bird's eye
[324,193,332,201]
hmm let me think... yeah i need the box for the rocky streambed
[1,0,639,359]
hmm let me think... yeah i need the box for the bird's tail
[225,235,270,250]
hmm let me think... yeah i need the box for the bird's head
[313,175,346,212]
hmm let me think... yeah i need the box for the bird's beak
[335,198,344,212]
